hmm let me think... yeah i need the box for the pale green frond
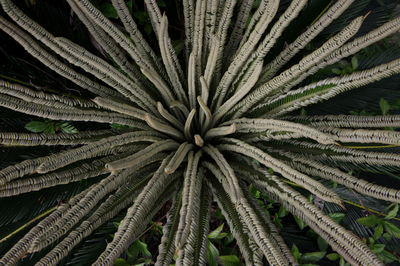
[184,108,196,140]
[175,151,202,249]
[36,131,162,174]
[176,181,211,266]
[157,102,184,130]
[155,193,181,266]
[164,142,193,174]
[0,130,117,146]
[223,118,335,145]
[158,15,188,105]
[219,138,342,205]
[35,170,154,265]
[247,0,308,62]
[283,140,400,168]
[235,15,365,117]
[320,127,400,145]
[0,187,92,265]
[224,0,255,63]
[283,151,400,204]
[0,92,144,128]
[0,79,98,109]
[212,0,278,109]
[204,123,236,140]
[68,0,148,89]
[284,114,400,128]
[212,0,238,85]
[205,175,263,266]
[256,58,400,117]
[0,15,119,99]
[239,180,297,265]
[213,60,263,124]
[260,0,356,82]
[94,154,177,265]
[252,175,383,266]
[202,145,242,202]
[110,0,165,78]
[144,114,185,140]
[105,139,179,171]
[281,16,400,93]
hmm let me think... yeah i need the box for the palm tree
[0,0,400,265]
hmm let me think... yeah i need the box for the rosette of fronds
[0,0,400,265]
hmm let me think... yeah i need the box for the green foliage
[25,120,78,134]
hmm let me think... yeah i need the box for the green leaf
[384,221,400,238]
[172,40,184,56]
[357,215,380,227]
[326,253,340,261]
[294,215,307,230]
[99,2,118,19]
[383,232,392,241]
[58,122,78,134]
[157,0,167,7]
[206,241,219,266]
[127,0,133,13]
[25,121,49,133]
[300,251,326,263]
[374,224,383,240]
[329,213,345,223]
[208,224,225,239]
[278,206,289,218]
[385,204,398,220]
[332,68,342,75]
[380,250,400,264]
[370,243,385,254]
[111,123,130,130]
[380,98,390,115]
[291,244,301,261]
[351,56,358,70]
[114,258,130,266]
[317,236,328,251]
[218,255,241,266]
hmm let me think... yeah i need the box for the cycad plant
[1,0,400,265]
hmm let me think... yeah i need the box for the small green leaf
[111,123,130,130]
[208,224,224,239]
[157,0,167,7]
[218,255,241,266]
[329,213,345,223]
[326,253,340,261]
[380,98,390,115]
[278,206,288,218]
[370,243,385,254]
[58,122,78,134]
[99,2,118,19]
[317,236,328,251]
[294,215,307,230]
[357,215,380,227]
[25,121,49,133]
[383,232,392,241]
[384,221,400,238]
[127,0,133,13]
[385,204,398,220]
[351,56,358,70]
[114,258,130,266]
[374,224,383,239]
[300,251,326,263]
[332,68,342,75]
[380,250,400,263]
[291,244,301,261]
[206,241,219,266]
